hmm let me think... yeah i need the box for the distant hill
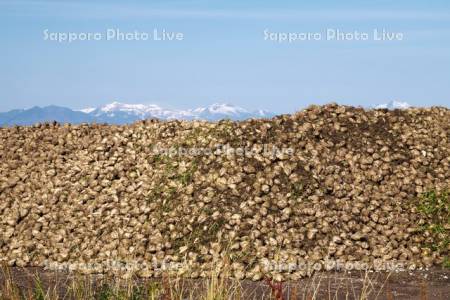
[0,105,95,126]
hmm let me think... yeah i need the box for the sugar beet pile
[0,104,449,280]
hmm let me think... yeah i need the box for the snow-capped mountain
[1,100,424,127]
[0,102,275,126]
[375,100,411,109]
[83,102,275,123]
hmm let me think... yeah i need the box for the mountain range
[0,102,275,126]
[0,100,412,127]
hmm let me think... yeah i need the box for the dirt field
[1,267,449,299]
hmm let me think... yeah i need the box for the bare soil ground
[1,267,449,299]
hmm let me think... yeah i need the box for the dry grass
[0,264,406,300]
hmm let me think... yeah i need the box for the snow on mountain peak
[79,107,96,114]
[207,103,248,115]
[375,100,411,109]
[79,102,272,122]
[99,102,162,115]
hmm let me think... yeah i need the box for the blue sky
[1,0,449,113]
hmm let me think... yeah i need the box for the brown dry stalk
[161,274,172,300]
[265,277,284,300]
